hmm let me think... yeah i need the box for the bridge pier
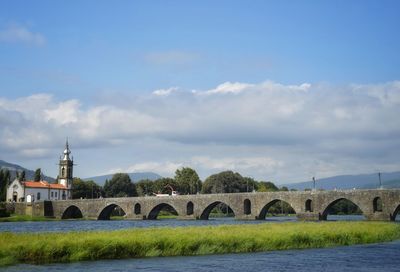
[296,212,320,221]
[364,212,392,221]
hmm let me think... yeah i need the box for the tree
[72,178,103,199]
[280,186,289,191]
[243,177,258,192]
[153,178,177,194]
[18,170,26,181]
[0,170,7,202]
[174,167,202,194]
[201,171,247,194]
[257,181,279,192]
[34,168,41,181]
[136,179,155,196]
[103,173,137,197]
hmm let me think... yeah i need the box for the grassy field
[0,221,399,266]
[0,215,56,222]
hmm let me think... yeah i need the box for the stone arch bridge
[16,189,400,221]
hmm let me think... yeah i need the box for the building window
[62,167,65,177]
[51,192,54,197]
[37,192,41,200]
[55,192,58,198]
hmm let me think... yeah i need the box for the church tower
[58,139,73,191]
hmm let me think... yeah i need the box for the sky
[0,1,399,184]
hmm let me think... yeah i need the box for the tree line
[71,168,292,199]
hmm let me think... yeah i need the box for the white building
[7,140,74,202]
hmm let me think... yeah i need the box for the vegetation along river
[3,239,400,272]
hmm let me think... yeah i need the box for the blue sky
[0,1,400,183]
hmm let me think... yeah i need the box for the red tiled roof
[23,181,68,190]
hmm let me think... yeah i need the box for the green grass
[0,215,56,222]
[0,221,399,266]
[157,215,178,219]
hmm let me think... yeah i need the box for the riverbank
[0,221,399,266]
[0,215,56,222]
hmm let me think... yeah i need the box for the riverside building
[6,140,74,202]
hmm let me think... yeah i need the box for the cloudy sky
[0,1,399,183]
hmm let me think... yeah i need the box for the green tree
[103,173,137,197]
[256,181,279,192]
[243,177,258,192]
[153,178,177,194]
[136,179,155,196]
[34,168,41,181]
[280,186,289,191]
[174,167,202,194]
[18,170,26,181]
[0,170,6,201]
[72,178,103,199]
[201,171,247,194]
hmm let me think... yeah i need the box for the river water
[1,215,399,271]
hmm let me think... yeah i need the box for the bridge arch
[134,203,141,215]
[321,198,364,220]
[200,201,235,220]
[186,201,194,215]
[305,199,313,212]
[98,204,126,220]
[257,199,296,220]
[391,204,400,221]
[373,197,382,212]
[244,199,251,215]
[148,203,179,220]
[61,205,83,219]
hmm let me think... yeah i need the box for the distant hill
[84,172,162,186]
[0,159,55,182]
[284,171,400,190]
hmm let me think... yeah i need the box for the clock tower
[58,139,73,193]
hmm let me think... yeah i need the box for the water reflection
[326,214,366,221]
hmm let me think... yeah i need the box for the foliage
[0,169,11,201]
[264,201,296,215]
[136,178,178,196]
[201,171,249,194]
[327,199,362,215]
[257,181,279,192]
[0,222,399,266]
[34,168,41,182]
[103,173,137,197]
[135,179,155,196]
[0,214,56,222]
[18,170,26,181]
[71,178,103,199]
[174,167,202,194]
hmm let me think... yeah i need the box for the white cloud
[108,161,184,177]
[1,80,399,181]
[204,81,255,95]
[0,24,46,46]
[152,87,179,96]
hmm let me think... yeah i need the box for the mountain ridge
[283,171,400,190]
[0,159,55,182]
[84,172,162,185]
